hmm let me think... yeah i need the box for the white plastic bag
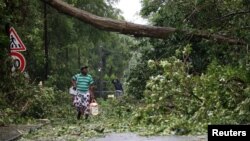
[69,87,77,95]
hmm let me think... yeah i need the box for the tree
[43,0,131,90]
[41,0,246,45]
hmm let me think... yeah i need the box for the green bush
[132,48,250,134]
[0,31,69,123]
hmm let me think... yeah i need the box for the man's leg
[75,95,85,120]
[85,113,89,120]
[83,92,90,120]
[115,90,119,97]
[116,90,122,97]
[73,95,81,120]
[77,107,81,120]
[72,95,76,106]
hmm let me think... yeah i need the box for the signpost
[9,27,26,72]
[10,51,26,73]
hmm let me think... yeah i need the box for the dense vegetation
[126,0,250,134]
[0,0,131,124]
[0,0,249,139]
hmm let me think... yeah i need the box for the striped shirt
[72,73,94,93]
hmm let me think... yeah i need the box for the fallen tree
[42,0,247,45]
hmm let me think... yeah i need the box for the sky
[113,0,148,25]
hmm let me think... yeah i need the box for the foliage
[20,96,135,140]
[0,0,133,91]
[1,21,66,124]
[125,41,158,99]
[22,95,204,140]
[0,1,53,124]
[0,79,61,124]
[43,1,133,91]
[1,0,250,138]
[131,47,250,134]
[126,0,250,98]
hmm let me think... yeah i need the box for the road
[88,133,207,141]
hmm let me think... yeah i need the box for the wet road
[88,133,207,141]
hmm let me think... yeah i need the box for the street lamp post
[99,45,104,98]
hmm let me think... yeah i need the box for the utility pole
[44,2,49,80]
[78,47,81,68]
[99,45,104,98]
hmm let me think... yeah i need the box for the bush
[132,48,250,134]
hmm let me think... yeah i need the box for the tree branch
[210,10,250,22]
[42,0,247,45]
[221,10,250,20]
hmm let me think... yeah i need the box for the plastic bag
[69,86,77,95]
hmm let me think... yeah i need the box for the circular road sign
[10,51,26,73]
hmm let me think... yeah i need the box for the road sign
[9,27,26,51]
[10,51,26,73]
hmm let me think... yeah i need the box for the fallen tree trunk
[42,0,246,45]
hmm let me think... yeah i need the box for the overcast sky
[113,0,148,25]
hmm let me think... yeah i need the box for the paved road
[88,133,207,141]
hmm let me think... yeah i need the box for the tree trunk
[42,0,246,45]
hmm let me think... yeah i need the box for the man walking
[72,65,95,120]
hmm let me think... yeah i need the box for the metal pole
[99,45,104,98]
[44,2,49,80]
[78,47,81,68]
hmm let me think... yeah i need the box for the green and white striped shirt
[72,73,94,93]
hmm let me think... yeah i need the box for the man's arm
[71,79,77,90]
[89,84,95,100]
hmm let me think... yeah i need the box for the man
[112,79,123,97]
[72,65,95,120]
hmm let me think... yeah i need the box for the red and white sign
[10,51,26,73]
[9,27,26,51]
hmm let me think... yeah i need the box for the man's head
[80,66,88,75]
